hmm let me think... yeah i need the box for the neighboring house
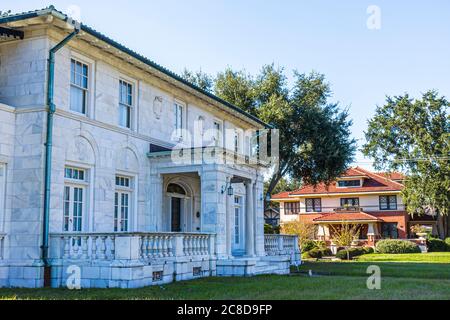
[264,207,280,226]
[272,167,437,246]
[0,7,299,288]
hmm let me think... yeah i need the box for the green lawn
[0,253,449,300]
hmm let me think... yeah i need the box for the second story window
[340,198,360,207]
[305,198,322,212]
[174,102,184,138]
[70,59,88,114]
[284,202,300,215]
[379,195,397,210]
[119,80,133,128]
[213,120,222,147]
[234,131,241,153]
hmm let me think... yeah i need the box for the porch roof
[313,212,382,224]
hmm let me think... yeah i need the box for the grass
[0,253,449,300]
[355,252,450,263]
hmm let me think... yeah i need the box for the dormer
[336,173,368,188]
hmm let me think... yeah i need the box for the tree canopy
[362,91,450,237]
[182,65,356,200]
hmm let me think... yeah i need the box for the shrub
[336,247,367,260]
[264,224,280,235]
[363,247,374,254]
[301,240,316,252]
[445,238,450,250]
[427,238,448,252]
[303,248,323,259]
[375,239,421,254]
[281,220,316,250]
[319,248,333,257]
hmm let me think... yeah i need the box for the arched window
[167,183,186,195]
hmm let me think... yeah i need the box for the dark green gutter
[42,27,79,283]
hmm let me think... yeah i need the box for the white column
[150,173,163,232]
[245,181,255,256]
[226,181,232,257]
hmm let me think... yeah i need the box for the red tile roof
[272,167,404,199]
[313,211,382,223]
[376,172,406,181]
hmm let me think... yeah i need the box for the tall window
[174,102,184,138]
[0,164,5,226]
[70,59,88,114]
[234,131,241,153]
[234,196,242,244]
[379,195,397,210]
[119,80,133,128]
[115,176,132,232]
[213,120,222,147]
[340,198,360,207]
[63,167,87,232]
[284,202,300,215]
[305,198,322,212]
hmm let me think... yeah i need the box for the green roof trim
[0,6,273,129]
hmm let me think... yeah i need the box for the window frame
[69,58,90,115]
[213,119,223,147]
[305,198,322,213]
[114,175,134,232]
[340,197,360,207]
[118,79,134,129]
[0,163,6,232]
[381,222,399,239]
[379,195,398,210]
[337,180,361,188]
[174,100,185,139]
[284,202,301,215]
[63,166,88,232]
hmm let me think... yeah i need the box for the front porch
[48,232,299,288]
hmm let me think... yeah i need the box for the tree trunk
[436,214,445,239]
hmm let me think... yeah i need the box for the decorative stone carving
[153,96,163,119]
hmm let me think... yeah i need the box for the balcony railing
[264,234,300,265]
[334,206,363,213]
[49,232,216,262]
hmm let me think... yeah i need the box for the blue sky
[5,1,450,168]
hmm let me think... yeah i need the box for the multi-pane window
[305,198,322,212]
[174,102,184,138]
[379,195,397,210]
[234,196,242,244]
[115,176,132,232]
[70,59,88,114]
[382,223,398,239]
[63,167,86,232]
[213,121,222,147]
[284,202,300,215]
[337,180,361,187]
[234,131,240,153]
[0,164,5,224]
[340,198,360,207]
[119,80,133,128]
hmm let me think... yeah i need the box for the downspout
[42,27,79,285]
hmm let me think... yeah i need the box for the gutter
[42,26,79,285]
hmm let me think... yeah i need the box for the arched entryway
[167,183,186,232]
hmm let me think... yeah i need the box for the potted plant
[410,225,428,239]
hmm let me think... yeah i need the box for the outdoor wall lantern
[265,193,271,202]
[221,179,234,196]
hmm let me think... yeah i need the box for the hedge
[427,238,449,252]
[375,239,421,254]
[445,238,450,249]
[336,247,369,260]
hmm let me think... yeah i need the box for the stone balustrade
[49,232,215,262]
[264,234,300,264]
[0,233,5,260]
